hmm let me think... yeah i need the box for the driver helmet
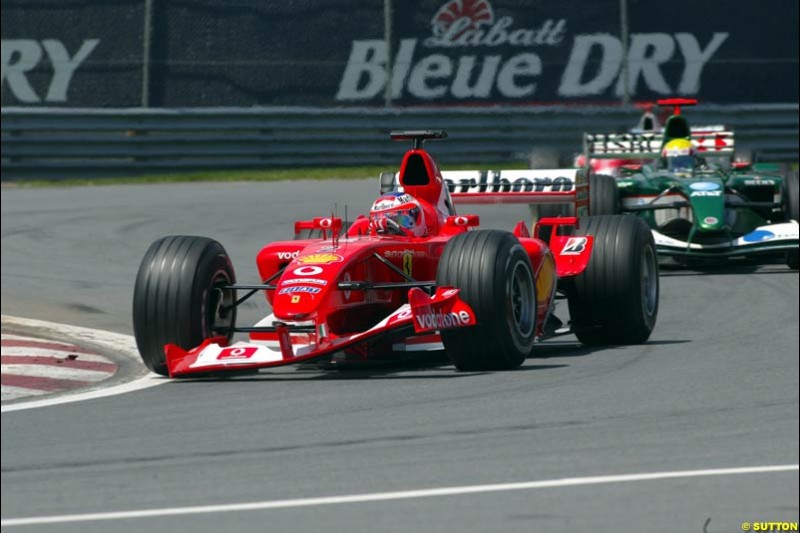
[369,192,427,237]
[661,138,697,174]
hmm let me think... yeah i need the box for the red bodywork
[166,143,595,377]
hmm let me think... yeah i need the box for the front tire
[132,236,237,375]
[436,230,536,371]
[567,215,658,345]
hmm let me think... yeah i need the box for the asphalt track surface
[1,181,798,532]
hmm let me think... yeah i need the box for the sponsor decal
[445,171,574,194]
[319,218,334,228]
[690,190,723,197]
[454,216,469,226]
[277,251,300,260]
[291,295,301,304]
[1,39,100,103]
[373,193,415,211]
[742,229,775,243]
[744,179,776,186]
[279,286,322,295]
[415,310,473,330]
[384,249,428,259]
[336,0,728,102]
[561,237,587,255]
[396,308,413,320]
[296,253,343,264]
[689,181,721,191]
[217,346,258,360]
[282,278,327,286]
[293,265,324,276]
[703,216,719,225]
[587,133,661,153]
[403,251,413,277]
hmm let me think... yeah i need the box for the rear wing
[442,169,589,216]
[584,130,735,159]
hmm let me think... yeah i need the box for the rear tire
[535,174,619,242]
[567,215,658,345]
[589,174,620,216]
[132,236,237,375]
[436,230,536,371]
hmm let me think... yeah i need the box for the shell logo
[297,253,343,264]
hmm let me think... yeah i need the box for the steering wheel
[383,217,408,236]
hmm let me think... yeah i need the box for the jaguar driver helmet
[369,192,427,237]
[661,138,697,174]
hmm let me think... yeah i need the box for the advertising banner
[2,0,797,106]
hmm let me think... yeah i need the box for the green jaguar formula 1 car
[581,99,798,269]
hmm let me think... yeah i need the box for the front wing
[165,287,476,378]
[652,221,799,258]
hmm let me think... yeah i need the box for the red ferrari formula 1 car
[133,131,659,378]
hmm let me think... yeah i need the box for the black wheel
[535,174,618,243]
[785,172,799,269]
[589,174,619,216]
[132,236,237,375]
[436,230,536,371]
[567,215,658,345]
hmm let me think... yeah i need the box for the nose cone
[686,179,725,231]
[272,252,344,319]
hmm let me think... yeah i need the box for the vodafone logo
[454,216,469,226]
[217,346,258,360]
[319,218,333,228]
[293,266,324,276]
[415,310,472,330]
[277,251,299,260]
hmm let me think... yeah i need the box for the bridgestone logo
[415,310,472,329]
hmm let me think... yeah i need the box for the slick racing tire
[784,171,799,269]
[588,174,620,217]
[436,230,536,371]
[132,236,237,376]
[536,174,619,243]
[567,215,658,346]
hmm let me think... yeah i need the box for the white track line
[1,385,51,401]
[1,464,796,527]
[1,315,167,413]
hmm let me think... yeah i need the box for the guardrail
[1,105,797,179]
